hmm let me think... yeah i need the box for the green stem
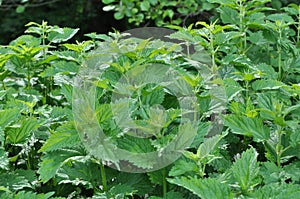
[26,63,31,90]
[245,81,249,100]
[297,6,300,44]
[277,28,282,80]
[238,0,246,54]
[1,80,7,101]
[186,41,190,58]
[209,32,217,74]
[276,127,283,168]
[162,169,167,198]
[100,161,108,192]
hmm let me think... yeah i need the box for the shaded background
[0,0,298,44]
[0,0,129,44]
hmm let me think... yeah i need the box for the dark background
[0,0,129,44]
[0,0,298,44]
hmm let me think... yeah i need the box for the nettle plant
[0,0,300,198]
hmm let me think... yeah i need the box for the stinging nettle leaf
[0,147,9,170]
[39,121,81,152]
[218,6,239,25]
[38,148,85,183]
[6,117,40,144]
[251,79,285,90]
[168,176,233,199]
[0,108,20,129]
[231,147,260,192]
[225,115,270,142]
[48,28,79,43]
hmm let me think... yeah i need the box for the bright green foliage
[168,177,233,199]
[225,115,270,142]
[0,0,300,197]
[39,122,81,153]
[101,0,215,26]
[0,191,56,199]
[6,117,40,144]
[230,147,260,193]
[0,147,9,170]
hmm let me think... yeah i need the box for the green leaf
[84,33,113,41]
[102,0,115,4]
[196,133,227,160]
[148,191,184,199]
[169,158,198,177]
[16,5,26,13]
[48,28,79,43]
[140,1,150,11]
[284,162,300,183]
[39,122,81,152]
[224,78,244,101]
[39,61,79,77]
[57,160,102,189]
[207,0,235,4]
[168,176,233,199]
[0,172,33,191]
[6,117,40,144]
[147,169,167,185]
[117,135,154,153]
[256,63,278,79]
[266,13,294,23]
[257,93,276,120]
[219,7,239,24]
[0,147,9,170]
[225,115,270,142]
[254,183,300,199]
[290,129,300,148]
[38,148,85,183]
[114,12,124,20]
[231,147,260,192]
[2,191,54,199]
[0,128,4,146]
[260,161,282,184]
[113,173,153,196]
[0,108,20,129]
[111,184,137,197]
[60,84,73,104]
[251,79,285,90]
[141,84,165,106]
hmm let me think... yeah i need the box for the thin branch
[0,0,62,10]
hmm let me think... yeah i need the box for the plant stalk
[100,161,108,192]
[162,168,167,198]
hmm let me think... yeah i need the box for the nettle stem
[238,0,246,54]
[297,5,300,45]
[277,24,283,80]
[162,168,167,198]
[208,28,217,74]
[276,126,283,168]
[26,62,31,90]
[100,161,108,192]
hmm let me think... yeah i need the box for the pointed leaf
[39,122,81,152]
[0,147,9,170]
[0,108,20,128]
[38,148,85,183]
[48,28,79,43]
[225,115,270,142]
[6,117,40,144]
[168,176,233,199]
[231,147,260,191]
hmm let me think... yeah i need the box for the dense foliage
[0,0,300,198]
[101,0,299,26]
